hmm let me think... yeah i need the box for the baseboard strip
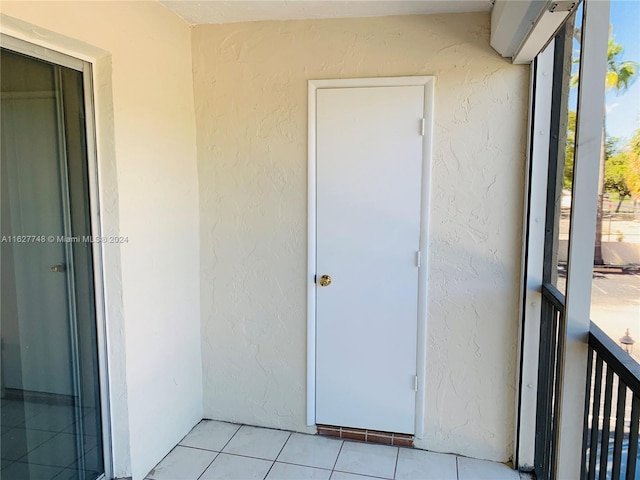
[316,424,414,447]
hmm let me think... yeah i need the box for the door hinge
[416,251,421,268]
[413,375,418,392]
[420,118,426,136]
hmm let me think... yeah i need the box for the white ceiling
[160,0,494,26]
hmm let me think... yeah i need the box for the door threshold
[316,424,414,447]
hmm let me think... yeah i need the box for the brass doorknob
[319,275,332,287]
[51,264,66,273]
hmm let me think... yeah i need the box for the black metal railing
[535,283,567,480]
[582,322,640,479]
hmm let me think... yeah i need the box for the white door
[315,85,425,434]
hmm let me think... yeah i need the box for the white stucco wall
[0,3,203,479]
[192,13,528,462]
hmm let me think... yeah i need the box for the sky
[569,0,639,145]
[603,0,640,143]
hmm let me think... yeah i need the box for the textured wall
[1,3,202,479]
[193,13,528,462]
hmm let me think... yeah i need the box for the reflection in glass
[549,5,583,295]
[1,49,104,480]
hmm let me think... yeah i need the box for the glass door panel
[1,48,104,480]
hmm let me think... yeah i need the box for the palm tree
[570,29,638,264]
[604,37,638,92]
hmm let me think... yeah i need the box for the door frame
[307,76,435,438]
[1,34,113,480]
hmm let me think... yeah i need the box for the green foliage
[624,129,640,198]
[571,31,639,93]
[605,37,639,93]
[564,125,640,200]
[601,33,638,200]
[603,137,628,200]
[606,136,621,158]
[565,27,638,195]
[604,152,631,199]
[631,129,640,155]
[564,110,576,189]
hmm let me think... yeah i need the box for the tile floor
[147,421,528,480]
[1,397,103,480]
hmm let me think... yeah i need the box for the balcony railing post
[536,284,567,479]
[598,368,614,479]
[581,347,594,478]
[583,323,640,479]
[589,356,604,476]
[610,380,627,479]
[627,396,639,480]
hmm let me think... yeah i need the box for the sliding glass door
[1,47,105,480]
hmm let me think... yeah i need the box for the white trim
[83,62,114,480]
[309,76,435,90]
[414,77,435,440]
[306,76,435,436]
[557,0,610,477]
[0,14,107,64]
[516,39,555,470]
[0,35,113,480]
[0,33,84,71]
[306,82,317,426]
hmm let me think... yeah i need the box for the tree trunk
[615,197,624,213]
[593,123,606,265]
